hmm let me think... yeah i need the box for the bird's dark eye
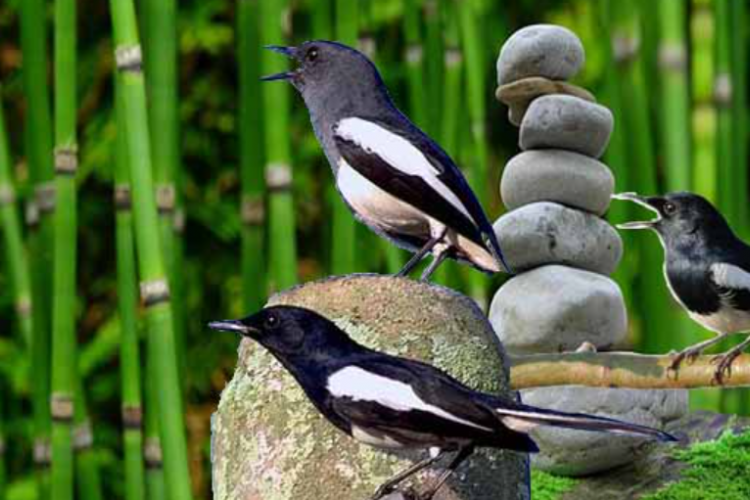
[264,313,279,329]
[306,47,319,62]
[663,202,677,215]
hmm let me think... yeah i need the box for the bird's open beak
[611,192,662,230]
[208,319,256,336]
[260,45,299,82]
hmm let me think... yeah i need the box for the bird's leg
[420,250,449,281]
[396,228,448,278]
[369,450,448,500]
[669,334,729,372]
[418,445,475,500]
[711,336,750,384]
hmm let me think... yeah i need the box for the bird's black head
[614,191,731,242]
[208,305,357,359]
[261,40,386,114]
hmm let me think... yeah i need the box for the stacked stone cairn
[489,25,688,476]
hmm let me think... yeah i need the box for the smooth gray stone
[497,25,585,85]
[489,265,627,354]
[522,386,688,476]
[493,202,622,275]
[500,150,614,215]
[212,274,529,500]
[520,95,614,158]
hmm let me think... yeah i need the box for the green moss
[642,429,750,500]
[531,470,577,500]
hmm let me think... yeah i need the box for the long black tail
[496,404,677,442]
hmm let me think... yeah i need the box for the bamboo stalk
[115,81,146,500]
[109,0,193,497]
[0,388,5,500]
[509,352,750,390]
[0,85,33,349]
[144,351,167,500]
[19,0,54,491]
[329,0,358,276]
[404,0,427,126]
[458,0,491,307]
[731,0,748,239]
[238,0,266,312]
[73,385,103,500]
[143,0,187,387]
[260,0,298,289]
[312,0,332,39]
[423,0,443,139]
[50,0,78,494]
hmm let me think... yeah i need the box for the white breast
[689,307,750,335]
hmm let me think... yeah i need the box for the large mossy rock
[211,274,529,500]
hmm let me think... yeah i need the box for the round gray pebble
[493,202,622,275]
[522,386,687,476]
[497,25,585,85]
[489,265,627,354]
[520,95,614,158]
[500,150,614,215]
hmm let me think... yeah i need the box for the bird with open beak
[261,41,511,280]
[614,191,750,382]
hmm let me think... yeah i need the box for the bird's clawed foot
[669,346,704,372]
[711,350,743,384]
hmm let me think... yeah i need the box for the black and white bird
[615,191,750,381]
[261,41,511,280]
[209,305,675,499]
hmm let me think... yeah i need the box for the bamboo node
[280,7,292,37]
[114,184,132,210]
[144,437,164,468]
[0,184,15,206]
[35,182,56,213]
[265,163,293,191]
[115,45,143,73]
[54,146,78,175]
[122,405,143,429]
[406,44,424,64]
[358,35,377,59]
[173,207,186,233]
[612,34,640,63]
[445,48,462,68]
[15,297,32,317]
[156,184,176,213]
[140,278,171,307]
[658,43,687,71]
[25,201,40,227]
[33,439,52,466]
[713,73,733,107]
[73,421,94,450]
[50,393,75,422]
[241,197,265,225]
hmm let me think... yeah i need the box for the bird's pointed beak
[208,319,256,336]
[260,45,299,82]
[611,192,662,230]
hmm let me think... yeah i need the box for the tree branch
[509,352,750,389]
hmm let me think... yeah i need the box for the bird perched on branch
[615,191,750,382]
[261,41,511,280]
[209,305,675,499]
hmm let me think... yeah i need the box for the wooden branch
[509,352,750,389]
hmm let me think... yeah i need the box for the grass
[531,470,578,500]
[643,429,750,500]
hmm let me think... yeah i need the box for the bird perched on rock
[210,305,675,499]
[615,191,750,382]
[261,41,511,280]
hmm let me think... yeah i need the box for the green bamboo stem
[423,0,443,139]
[145,343,167,500]
[115,81,146,500]
[238,0,266,312]
[19,0,54,490]
[312,0,332,39]
[50,0,78,494]
[0,86,33,349]
[611,2,678,355]
[143,0,187,388]
[73,384,103,500]
[329,0,358,276]
[657,0,691,191]
[458,0,490,307]
[714,0,734,224]
[0,388,5,500]
[109,0,193,497]
[404,0,427,127]
[731,0,748,240]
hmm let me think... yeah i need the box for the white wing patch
[327,366,492,432]
[334,117,475,223]
[711,263,750,292]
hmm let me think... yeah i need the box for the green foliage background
[0,0,748,498]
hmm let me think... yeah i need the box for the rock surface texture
[492,24,687,477]
[212,275,530,500]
